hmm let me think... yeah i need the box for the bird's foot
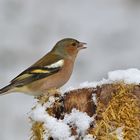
[35,88,61,105]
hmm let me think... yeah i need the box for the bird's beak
[78,42,87,50]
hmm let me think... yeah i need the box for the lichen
[30,121,45,140]
[90,83,140,140]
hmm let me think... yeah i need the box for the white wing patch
[46,60,64,69]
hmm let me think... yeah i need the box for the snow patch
[108,68,140,84]
[92,94,97,105]
[31,104,46,121]
[83,134,95,140]
[44,114,71,140]
[64,68,140,93]
[64,109,92,136]
[31,104,72,140]
[115,127,124,140]
[45,96,56,108]
[30,106,93,139]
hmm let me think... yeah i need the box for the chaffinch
[0,38,86,96]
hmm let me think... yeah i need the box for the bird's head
[52,38,87,59]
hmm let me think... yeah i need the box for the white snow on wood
[30,105,93,139]
[64,68,140,92]
[108,68,140,84]
[31,104,46,121]
[115,127,124,140]
[44,96,56,108]
[92,94,97,105]
[44,114,71,140]
[30,104,73,140]
[83,134,95,140]
[64,109,93,136]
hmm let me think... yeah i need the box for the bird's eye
[71,42,76,46]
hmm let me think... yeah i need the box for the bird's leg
[47,88,61,97]
[35,88,61,105]
[35,94,49,105]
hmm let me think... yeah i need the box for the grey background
[0,0,140,140]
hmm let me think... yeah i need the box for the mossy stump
[30,83,140,140]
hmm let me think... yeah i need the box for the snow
[31,104,46,121]
[64,68,140,92]
[108,68,140,84]
[92,94,97,105]
[30,105,93,139]
[31,104,72,140]
[83,134,95,140]
[115,127,124,140]
[63,80,107,93]
[31,107,92,139]
[45,96,56,108]
[64,109,93,136]
[44,115,71,140]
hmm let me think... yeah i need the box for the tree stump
[30,83,140,140]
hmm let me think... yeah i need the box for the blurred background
[0,0,140,139]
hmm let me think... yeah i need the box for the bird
[0,38,86,96]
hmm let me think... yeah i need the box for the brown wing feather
[10,52,63,87]
[10,66,62,87]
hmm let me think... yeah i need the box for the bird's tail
[0,84,13,95]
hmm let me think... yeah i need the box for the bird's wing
[10,59,64,87]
